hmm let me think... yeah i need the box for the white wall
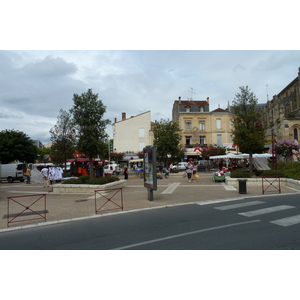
[113,111,152,153]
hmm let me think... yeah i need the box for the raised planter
[52,180,127,194]
[225,176,300,190]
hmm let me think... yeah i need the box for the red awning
[67,158,94,162]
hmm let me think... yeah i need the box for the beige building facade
[112,111,154,156]
[172,97,234,156]
[262,67,300,148]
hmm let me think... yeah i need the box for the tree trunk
[89,156,94,179]
[249,150,253,177]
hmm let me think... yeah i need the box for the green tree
[0,129,38,164]
[37,146,53,163]
[70,89,110,178]
[153,119,182,166]
[201,146,226,160]
[232,86,267,175]
[50,109,76,168]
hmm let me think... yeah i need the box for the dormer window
[199,106,204,112]
[185,106,190,112]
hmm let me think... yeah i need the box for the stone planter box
[225,176,300,191]
[52,180,127,194]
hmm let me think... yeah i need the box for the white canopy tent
[209,153,272,170]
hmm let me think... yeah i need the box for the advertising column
[143,146,157,201]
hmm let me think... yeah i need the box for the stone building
[172,97,234,157]
[262,67,300,148]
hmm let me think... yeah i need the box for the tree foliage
[153,119,182,164]
[231,86,267,175]
[70,89,110,178]
[0,129,38,164]
[201,146,226,160]
[50,109,76,167]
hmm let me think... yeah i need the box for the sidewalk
[0,172,298,230]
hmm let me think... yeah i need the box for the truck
[0,163,26,183]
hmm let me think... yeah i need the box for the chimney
[179,96,181,104]
[114,118,117,123]
[206,97,209,103]
[122,112,126,121]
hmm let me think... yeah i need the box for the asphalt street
[1,193,300,249]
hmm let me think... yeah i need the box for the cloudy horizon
[1,50,299,145]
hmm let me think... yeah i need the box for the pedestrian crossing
[214,200,300,227]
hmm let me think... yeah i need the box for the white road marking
[238,205,295,217]
[112,220,261,250]
[270,215,300,227]
[215,201,265,210]
[161,182,181,194]
[221,183,236,190]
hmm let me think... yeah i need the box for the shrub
[62,178,83,184]
[79,176,90,184]
[255,170,284,177]
[63,176,120,185]
[230,171,251,178]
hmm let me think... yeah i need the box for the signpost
[143,146,157,201]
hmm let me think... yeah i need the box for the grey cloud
[21,55,78,78]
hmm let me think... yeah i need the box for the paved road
[1,193,300,249]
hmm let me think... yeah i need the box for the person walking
[41,166,50,187]
[186,161,193,182]
[192,163,198,182]
[25,166,31,184]
[123,165,129,180]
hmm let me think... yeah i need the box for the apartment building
[172,97,233,156]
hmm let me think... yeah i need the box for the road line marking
[161,182,181,194]
[215,201,265,210]
[238,205,295,217]
[112,220,261,250]
[270,215,300,227]
[221,183,237,190]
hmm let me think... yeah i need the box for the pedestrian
[163,168,169,179]
[186,161,193,182]
[158,163,163,175]
[123,165,129,180]
[41,166,50,187]
[25,166,31,184]
[192,163,198,182]
[169,163,174,173]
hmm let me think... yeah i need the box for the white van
[0,163,26,183]
[104,163,120,175]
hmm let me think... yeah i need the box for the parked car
[175,162,188,170]
[197,160,211,172]
[104,164,120,175]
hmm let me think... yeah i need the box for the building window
[216,118,222,130]
[139,128,145,138]
[199,136,206,145]
[139,142,145,151]
[199,121,205,131]
[185,121,191,131]
[217,134,222,146]
[186,136,192,146]
[199,106,204,112]
[185,106,190,112]
[294,128,298,141]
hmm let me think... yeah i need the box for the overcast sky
[1,1,299,145]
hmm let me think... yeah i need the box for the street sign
[143,146,157,200]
